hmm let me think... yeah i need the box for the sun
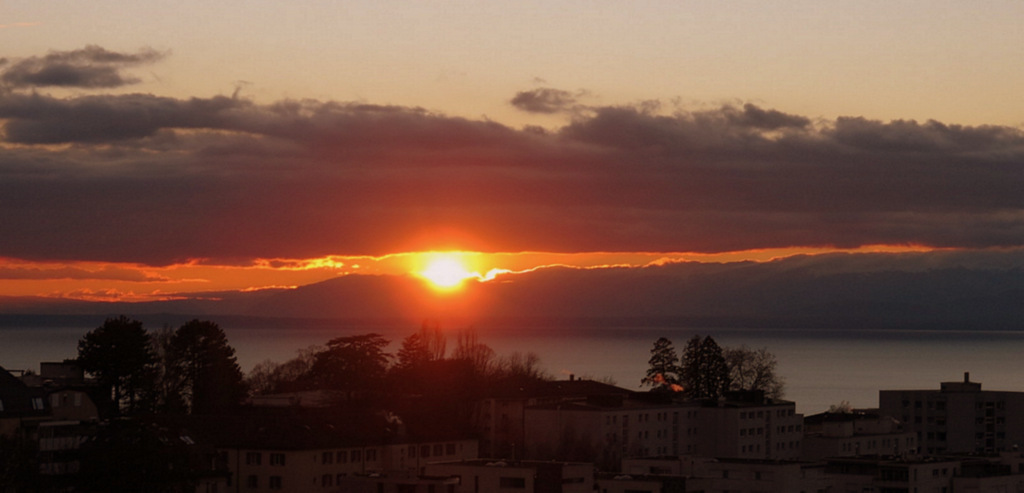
[417,253,478,290]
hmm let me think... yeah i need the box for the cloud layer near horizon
[1,47,1023,265]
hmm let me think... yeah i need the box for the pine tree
[76,316,157,415]
[642,337,682,388]
[680,335,730,399]
[166,319,247,414]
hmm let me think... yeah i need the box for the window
[337,451,348,463]
[32,397,44,410]
[246,452,262,466]
[269,476,282,490]
[0,399,4,411]
[499,477,526,489]
[321,474,333,488]
[270,453,285,466]
[322,451,333,464]
[446,443,456,455]
[433,444,443,456]
[420,445,430,458]
[366,449,377,461]
[351,450,361,462]
[246,475,258,489]
[409,445,417,458]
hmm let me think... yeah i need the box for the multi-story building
[524,393,686,469]
[523,390,802,470]
[825,453,1024,493]
[192,410,478,493]
[474,376,631,458]
[621,456,830,493]
[802,410,917,460]
[423,459,594,493]
[0,364,50,436]
[686,391,804,461]
[879,372,1024,454]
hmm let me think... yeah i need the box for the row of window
[245,475,282,490]
[740,408,796,419]
[406,442,459,459]
[775,424,801,434]
[320,448,376,464]
[739,427,763,436]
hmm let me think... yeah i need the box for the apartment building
[879,372,1024,454]
[423,459,594,493]
[802,410,917,460]
[474,376,631,458]
[523,390,802,470]
[193,409,478,493]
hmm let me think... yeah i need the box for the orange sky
[0,245,941,302]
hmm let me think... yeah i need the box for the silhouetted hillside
[3,251,1022,330]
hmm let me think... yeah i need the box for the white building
[802,411,917,460]
[524,390,802,470]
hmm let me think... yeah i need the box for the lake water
[4,322,1024,415]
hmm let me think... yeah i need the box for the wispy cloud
[0,45,165,89]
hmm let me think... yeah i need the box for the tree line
[641,335,785,400]
[75,316,248,415]
[73,317,551,416]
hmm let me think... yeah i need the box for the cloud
[1,52,1023,265]
[510,88,578,113]
[0,45,165,89]
[724,103,811,130]
[0,263,169,281]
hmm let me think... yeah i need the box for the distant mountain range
[2,250,1022,330]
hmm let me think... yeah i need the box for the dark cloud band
[0,80,1022,264]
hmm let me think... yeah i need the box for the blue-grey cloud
[0,45,165,89]
[510,88,578,114]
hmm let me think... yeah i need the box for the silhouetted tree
[494,351,550,380]
[246,345,323,395]
[151,325,187,413]
[165,320,247,414]
[395,331,434,373]
[828,400,853,413]
[642,337,683,388]
[451,327,495,376]
[680,335,730,400]
[724,345,785,399]
[77,316,157,415]
[309,334,391,394]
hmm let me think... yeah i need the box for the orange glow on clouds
[0,244,945,302]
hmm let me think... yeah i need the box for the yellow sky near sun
[0,245,940,301]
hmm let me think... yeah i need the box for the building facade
[879,372,1024,454]
[802,411,917,460]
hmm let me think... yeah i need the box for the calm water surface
[4,323,1023,415]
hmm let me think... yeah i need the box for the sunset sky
[1,1,1023,302]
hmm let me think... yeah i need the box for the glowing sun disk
[419,256,477,289]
